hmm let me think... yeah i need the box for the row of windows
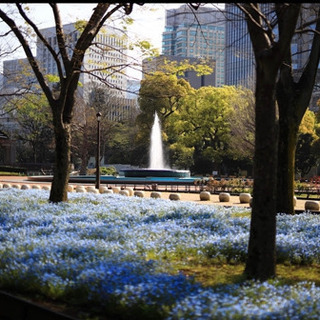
[175,30,224,38]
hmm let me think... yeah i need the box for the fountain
[149,112,166,169]
[122,112,190,178]
[28,112,191,184]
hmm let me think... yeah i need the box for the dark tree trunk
[275,4,320,214]
[240,2,301,281]
[49,107,71,203]
[245,68,278,280]
[276,80,300,214]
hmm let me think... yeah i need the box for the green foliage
[45,74,60,83]
[74,20,87,32]
[101,166,117,176]
[129,40,159,57]
[3,93,54,163]
[137,69,254,174]
[295,133,318,177]
[157,58,214,77]
[138,72,192,119]
[169,143,194,170]
[295,109,320,177]
[228,86,255,161]
[299,108,317,137]
[166,86,236,173]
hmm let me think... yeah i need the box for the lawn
[1,188,320,319]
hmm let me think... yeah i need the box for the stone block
[239,192,252,203]
[112,187,121,194]
[150,191,161,199]
[76,186,86,193]
[219,192,230,202]
[305,200,320,211]
[200,191,211,201]
[124,187,134,196]
[119,189,130,196]
[169,193,180,201]
[134,191,145,198]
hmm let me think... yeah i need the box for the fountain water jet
[149,112,166,169]
[123,112,190,178]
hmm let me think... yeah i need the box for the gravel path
[0,175,308,211]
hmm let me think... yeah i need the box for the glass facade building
[225,3,319,93]
[162,4,225,87]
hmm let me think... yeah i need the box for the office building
[225,3,320,110]
[36,22,128,99]
[162,4,225,87]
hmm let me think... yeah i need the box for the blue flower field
[1,188,320,319]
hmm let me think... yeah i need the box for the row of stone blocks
[2,182,320,211]
[199,191,252,204]
[0,183,183,201]
[0,183,51,190]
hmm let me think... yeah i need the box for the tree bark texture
[241,3,301,280]
[245,72,278,280]
[276,79,300,215]
[276,4,320,214]
[49,115,71,203]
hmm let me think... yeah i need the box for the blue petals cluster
[1,188,320,319]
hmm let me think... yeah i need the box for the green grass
[172,261,320,287]
[0,172,25,176]
[296,193,320,199]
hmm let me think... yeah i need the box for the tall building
[162,4,225,87]
[36,22,128,100]
[1,22,139,123]
[225,3,320,105]
[224,4,256,88]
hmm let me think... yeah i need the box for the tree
[136,72,193,166]
[0,3,142,202]
[295,133,318,177]
[276,4,320,214]
[3,93,54,163]
[236,3,301,280]
[228,86,255,163]
[167,86,235,174]
[295,109,320,177]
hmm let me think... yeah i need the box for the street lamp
[95,112,102,189]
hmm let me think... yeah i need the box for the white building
[36,22,129,100]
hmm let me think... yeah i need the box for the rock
[200,191,211,201]
[219,192,230,202]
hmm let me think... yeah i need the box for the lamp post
[95,112,102,189]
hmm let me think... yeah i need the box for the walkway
[0,175,311,212]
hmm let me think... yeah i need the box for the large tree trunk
[275,2,320,214]
[245,68,278,280]
[49,109,71,203]
[241,2,301,281]
[276,81,300,214]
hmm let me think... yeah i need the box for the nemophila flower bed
[1,189,320,319]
